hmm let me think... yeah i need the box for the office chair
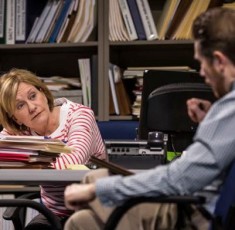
[138,70,209,141]
[1,192,62,230]
[103,160,235,230]
[145,82,216,152]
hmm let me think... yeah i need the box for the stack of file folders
[0,136,72,169]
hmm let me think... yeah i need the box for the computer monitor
[138,70,216,151]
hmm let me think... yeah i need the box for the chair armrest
[104,195,205,230]
[1,192,62,230]
[0,198,62,230]
[3,192,40,220]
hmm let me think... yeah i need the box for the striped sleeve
[53,105,106,169]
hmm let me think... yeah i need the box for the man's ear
[213,51,227,71]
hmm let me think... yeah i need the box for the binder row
[109,0,230,42]
[0,0,232,44]
[109,0,157,41]
[0,0,97,44]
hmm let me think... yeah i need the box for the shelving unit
[104,40,198,120]
[0,0,198,121]
[103,0,199,121]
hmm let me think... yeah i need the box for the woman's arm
[53,106,106,169]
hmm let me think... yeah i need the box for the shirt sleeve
[53,106,106,169]
[96,92,235,207]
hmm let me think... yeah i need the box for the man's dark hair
[192,7,235,64]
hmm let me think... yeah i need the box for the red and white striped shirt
[1,98,106,217]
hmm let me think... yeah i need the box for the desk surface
[0,169,89,185]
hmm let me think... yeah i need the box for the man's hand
[187,98,211,123]
[64,183,96,210]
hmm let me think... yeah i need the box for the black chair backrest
[147,82,215,133]
[147,82,215,152]
[138,70,207,140]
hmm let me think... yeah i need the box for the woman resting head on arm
[0,68,107,229]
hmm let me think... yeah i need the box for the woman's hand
[187,98,212,123]
[64,183,96,210]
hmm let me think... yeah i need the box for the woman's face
[12,82,51,132]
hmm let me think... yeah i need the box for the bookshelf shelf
[0,42,98,50]
[109,40,194,46]
[109,42,196,67]
[0,46,98,77]
[0,44,98,56]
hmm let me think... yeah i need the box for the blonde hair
[0,69,54,133]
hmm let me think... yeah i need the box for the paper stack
[0,136,72,169]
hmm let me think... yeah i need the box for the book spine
[126,0,146,40]
[164,0,191,40]
[56,0,75,43]
[67,0,86,42]
[6,0,15,44]
[91,55,98,115]
[135,0,158,40]
[27,0,51,43]
[59,0,79,43]
[15,0,26,43]
[48,0,72,43]
[109,64,120,115]
[78,59,91,107]
[35,0,60,43]
[112,64,131,115]
[118,0,138,41]
[72,0,90,42]
[0,0,5,44]
[78,59,87,106]
[84,58,91,107]
[79,0,96,42]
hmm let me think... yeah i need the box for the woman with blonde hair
[0,68,107,229]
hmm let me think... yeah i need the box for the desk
[0,169,89,185]
[0,169,95,230]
